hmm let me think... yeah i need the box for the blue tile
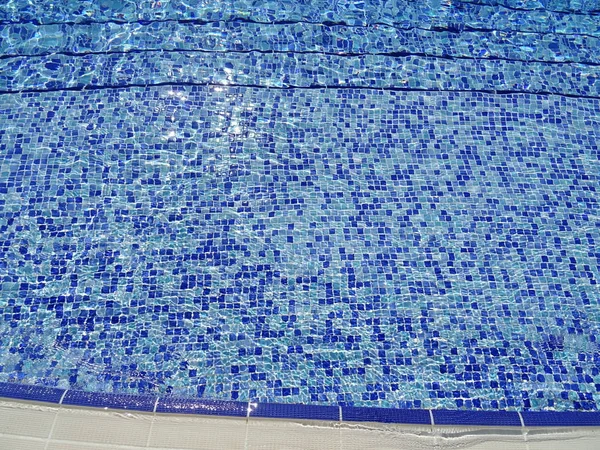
[433,409,521,426]
[250,402,339,421]
[2,3,600,417]
[62,390,156,412]
[342,406,431,424]
[156,397,247,417]
[0,382,64,404]
[522,411,600,427]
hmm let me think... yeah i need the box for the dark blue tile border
[342,406,431,424]
[433,409,521,427]
[62,390,156,412]
[522,411,600,427]
[0,382,65,404]
[156,396,247,417]
[250,402,339,421]
[1,382,600,427]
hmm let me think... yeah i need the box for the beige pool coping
[2,397,600,449]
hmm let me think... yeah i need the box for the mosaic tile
[156,396,247,416]
[342,405,430,424]
[2,51,600,99]
[0,381,64,403]
[2,21,600,67]
[0,85,598,412]
[62,390,156,411]
[432,409,521,426]
[1,0,600,419]
[521,410,600,426]
[250,402,340,420]
[1,1,600,38]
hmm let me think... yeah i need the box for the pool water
[0,0,599,413]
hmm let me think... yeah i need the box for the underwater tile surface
[0,86,599,411]
[0,0,599,413]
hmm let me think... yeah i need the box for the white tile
[148,414,247,450]
[0,400,57,438]
[525,428,600,450]
[46,441,146,450]
[51,407,152,446]
[433,436,528,450]
[0,435,47,450]
[341,422,529,450]
[433,423,527,448]
[2,398,599,450]
[247,418,341,450]
[341,423,433,450]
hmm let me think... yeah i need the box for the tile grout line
[429,409,439,447]
[339,406,343,450]
[44,389,68,450]
[145,396,160,448]
[517,411,531,449]
[244,400,251,450]
[246,400,252,422]
[59,390,68,405]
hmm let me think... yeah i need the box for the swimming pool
[0,0,599,424]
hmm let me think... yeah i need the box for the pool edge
[1,381,599,427]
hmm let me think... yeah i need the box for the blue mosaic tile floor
[0,0,599,415]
